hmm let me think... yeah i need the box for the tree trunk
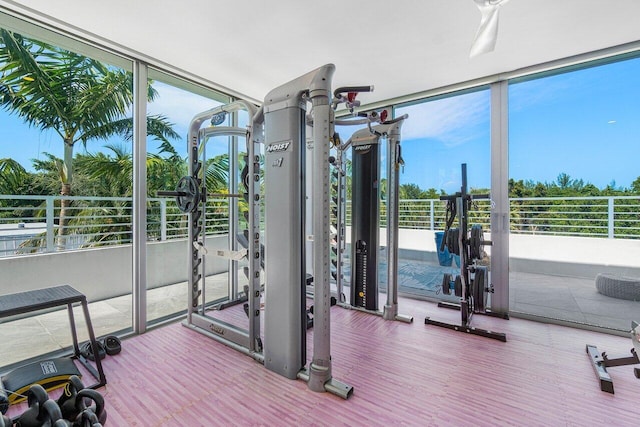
[57,140,74,250]
[57,182,71,250]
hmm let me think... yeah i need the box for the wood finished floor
[9,297,639,426]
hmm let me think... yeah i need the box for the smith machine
[424,163,508,342]
[160,64,364,399]
[330,110,413,323]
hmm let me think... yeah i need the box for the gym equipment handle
[333,85,374,97]
[381,114,408,125]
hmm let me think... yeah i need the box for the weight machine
[424,163,508,342]
[158,98,263,355]
[586,320,640,393]
[330,111,413,323]
[161,64,356,398]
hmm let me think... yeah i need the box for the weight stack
[350,141,380,311]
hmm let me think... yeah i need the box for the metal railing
[1,194,638,257]
[0,195,231,256]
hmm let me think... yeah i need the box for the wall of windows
[0,11,135,365]
[508,57,640,331]
[393,89,491,302]
[0,4,638,374]
[0,9,234,369]
[144,70,231,325]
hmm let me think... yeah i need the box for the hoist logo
[266,142,290,153]
[354,144,371,152]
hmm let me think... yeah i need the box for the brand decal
[266,142,291,153]
[354,144,372,152]
[210,324,224,335]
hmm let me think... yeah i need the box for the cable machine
[331,111,412,323]
[162,64,357,399]
[424,163,508,342]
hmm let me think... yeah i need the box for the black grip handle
[333,85,373,97]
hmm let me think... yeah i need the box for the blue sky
[1,58,639,194]
[396,56,640,193]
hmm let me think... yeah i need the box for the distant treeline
[398,173,640,199]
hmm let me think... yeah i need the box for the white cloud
[397,91,490,146]
[147,82,223,132]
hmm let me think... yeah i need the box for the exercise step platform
[0,285,106,403]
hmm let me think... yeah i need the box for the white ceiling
[6,0,640,106]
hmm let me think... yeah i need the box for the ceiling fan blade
[470,0,510,58]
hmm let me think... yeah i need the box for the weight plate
[176,176,200,213]
[470,225,483,260]
[442,273,452,295]
[475,267,488,312]
[454,275,463,297]
[241,164,249,190]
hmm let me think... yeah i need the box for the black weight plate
[454,275,462,297]
[475,267,488,312]
[176,176,200,213]
[241,164,249,190]
[442,273,452,295]
[470,225,483,260]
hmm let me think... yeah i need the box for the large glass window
[391,89,491,301]
[508,57,640,331]
[145,69,231,325]
[0,15,134,366]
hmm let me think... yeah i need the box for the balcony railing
[1,195,638,257]
[0,195,231,256]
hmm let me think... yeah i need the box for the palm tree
[0,29,179,249]
[0,157,28,195]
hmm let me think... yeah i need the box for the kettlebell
[72,390,106,427]
[73,410,101,427]
[56,377,85,421]
[15,384,48,427]
[40,400,68,426]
